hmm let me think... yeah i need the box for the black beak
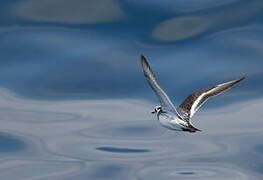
[151,111,156,114]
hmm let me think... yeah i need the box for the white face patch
[155,106,162,112]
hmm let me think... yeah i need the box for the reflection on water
[0,0,263,179]
[137,164,249,180]
[0,133,26,152]
[0,88,262,179]
[96,147,150,153]
[179,172,195,175]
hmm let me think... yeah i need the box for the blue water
[0,0,263,179]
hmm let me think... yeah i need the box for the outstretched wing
[140,55,177,113]
[178,77,245,119]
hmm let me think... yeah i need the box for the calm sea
[0,0,262,179]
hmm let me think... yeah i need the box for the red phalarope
[140,55,245,133]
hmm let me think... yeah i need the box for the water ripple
[0,159,83,179]
[136,164,249,180]
[0,133,26,153]
[96,147,150,153]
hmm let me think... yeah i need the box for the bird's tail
[188,123,201,132]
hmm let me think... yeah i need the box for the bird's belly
[158,115,183,131]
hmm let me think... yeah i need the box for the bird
[140,55,245,133]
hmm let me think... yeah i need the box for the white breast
[158,113,184,131]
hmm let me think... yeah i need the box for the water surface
[0,0,263,179]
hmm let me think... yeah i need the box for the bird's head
[152,106,162,114]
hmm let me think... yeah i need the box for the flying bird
[140,55,245,133]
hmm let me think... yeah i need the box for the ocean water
[0,0,263,179]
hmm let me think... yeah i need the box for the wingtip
[140,54,149,68]
[236,76,246,83]
[227,77,246,85]
[140,54,146,64]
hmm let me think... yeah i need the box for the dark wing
[178,77,245,120]
[140,55,178,113]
